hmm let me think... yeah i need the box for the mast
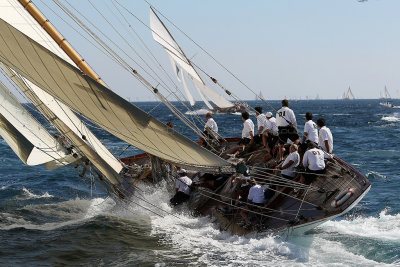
[16,0,104,86]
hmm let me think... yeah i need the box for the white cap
[178,169,186,174]
[266,112,273,118]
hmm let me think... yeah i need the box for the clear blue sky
[34,0,400,101]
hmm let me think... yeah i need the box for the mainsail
[0,80,67,165]
[0,19,231,170]
[149,7,234,109]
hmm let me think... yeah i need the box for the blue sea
[0,99,399,266]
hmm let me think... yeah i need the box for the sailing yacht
[379,86,393,107]
[0,0,370,235]
[342,87,355,100]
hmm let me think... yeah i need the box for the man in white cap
[170,169,193,206]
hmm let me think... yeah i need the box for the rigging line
[57,0,207,134]
[36,0,122,75]
[250,169,320,190]
[61,0,174,95]
[88,0,182,102]
[252,165,336,178]
[109,0,184,100]
[196,187,299,216]
[69,0,206,134]
[142,0,274,108]
[250,175,316,191]
[198,193,289,222]
[94,3,209,131]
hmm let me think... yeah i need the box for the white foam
[22,187,53,199]
[185,108,211,115]
[0,186,6,190]
[321,208,400,242]
[382,112,400,122]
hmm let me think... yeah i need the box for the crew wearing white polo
[303,112,318,143]
[316,118,333,154]
[303,147,325,171]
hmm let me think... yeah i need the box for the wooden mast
[17,0,104,86]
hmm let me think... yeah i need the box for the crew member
[170,169,193,206]
[199,112,218,145]
[240,178,265,227]
[277,144,300,179]
[276,99,299,144]
[254,106,268,144]
[262,111,279,155]
[317,118,333,155]
[301,112,318,152]
[302,142,325,184]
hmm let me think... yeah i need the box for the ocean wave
[0,197,114,231]
[185,109,210,115]
[320,208,400,242]
[22,187,53,199]
[366,170,387,180]
[382,112,400,122]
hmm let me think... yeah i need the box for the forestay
[149,7,234,109]
[0,81,67,165]
[0,19,231,170]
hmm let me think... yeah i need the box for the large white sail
[149,7,234,109]
[0,19,231,170]
[347,87,355,100]
[0,0,123,174]
[384,86,391,99]
[0,80,67,165]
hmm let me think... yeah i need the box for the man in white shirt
[301,142,326,184]
[254,106,268,144]
[240,179,265,226]
[276,99,299,145]
[262,111,279,155]
[170,169,193,206]
[199,112,218,146]
[277,144,300,179]
[239,111,254,145]
[317,118,333,154]
[302,112,318,144]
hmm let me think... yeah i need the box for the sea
[0,99,399,266]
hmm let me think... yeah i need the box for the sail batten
[0,19,230,169]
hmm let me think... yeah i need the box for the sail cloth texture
[0,19,230,169]
[149,8,234,109]
[0,0,123,174]
[0,81,67,165]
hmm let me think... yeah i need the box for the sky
[30,0,400,101]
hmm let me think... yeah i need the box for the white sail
[0,0,123,174]
[179,68,195,106]
[343,87,355,100]
[0,81,67,165]
[384,86,391,99]
[149,7,234,109]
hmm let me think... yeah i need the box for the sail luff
[0,19,230,169]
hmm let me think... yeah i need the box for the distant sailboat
[255,91,264,101]
[342,87,355,100]
[379,86,391,99]
[315,94,320,100]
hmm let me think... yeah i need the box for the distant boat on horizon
[379,86,391,99]
[342,86,355,100]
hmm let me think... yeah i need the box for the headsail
[0,19,231,170]
[0,80,67,165]
[149,7,234,109]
